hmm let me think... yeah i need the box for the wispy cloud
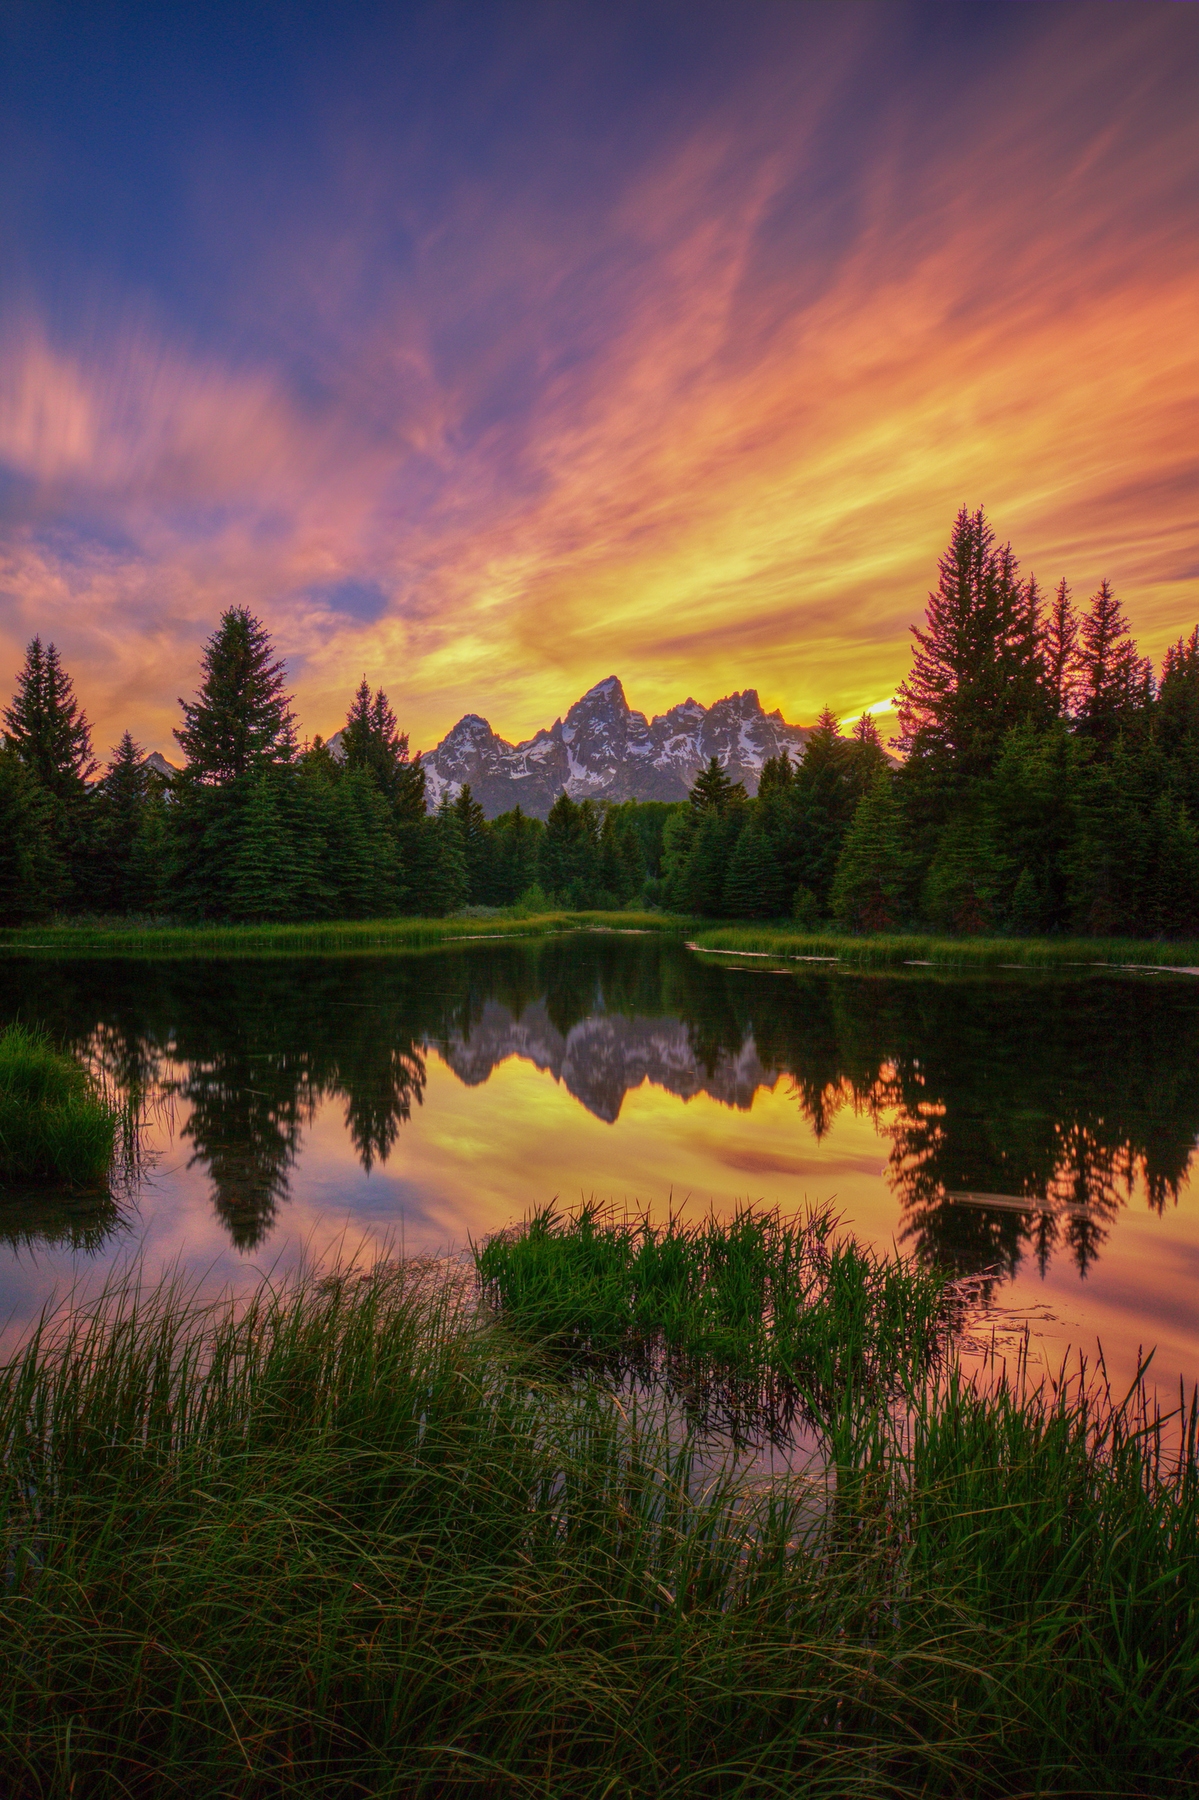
[0,6,1195,757]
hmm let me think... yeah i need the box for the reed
[691,923,1199,971]
[0,1024,121,1184]
[0,1259,1195,1794]
[474,1200,954,1435]
[0,910,683,960]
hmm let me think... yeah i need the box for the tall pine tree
[3,637,97,798]
[176,608,296,781]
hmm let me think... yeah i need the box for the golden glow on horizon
[0,13,1195,758]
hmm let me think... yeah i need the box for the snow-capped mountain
[418,677,810,818]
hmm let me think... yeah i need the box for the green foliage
[538,792,601,902]
[688,753,746,815]
[2,636,96,799]
[175,606,297,781]
[0,1023,118,1183]
[721,817,784,918]
[476,1200,953,1416]
[0,744,63,923]
[340,678,410,801]
[830,775,911,931]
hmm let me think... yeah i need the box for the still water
[1,933,1198,1392]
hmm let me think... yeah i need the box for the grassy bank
[475,1201,955,1436]
[691,923,1199,971]
[0,1024,120,1184]
[0,1255,1195,1796]
[0,909,686,960]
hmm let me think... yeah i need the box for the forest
[2,505,1198,935]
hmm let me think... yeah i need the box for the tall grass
[691,923,1199,970]
[0,1258,1195,1794]
[0,1024,120,1184]
[475,1201,954,1437]
[0,910,684,960]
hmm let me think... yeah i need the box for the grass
[0,910,686,959]
[690,923,1199,971]
[0,1024,121,1185]
[474,1200,956,1438]
[0,1254,1195,1795]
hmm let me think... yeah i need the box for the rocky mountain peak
[420,678,810,818]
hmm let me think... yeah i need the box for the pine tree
[846,713,890,802]
[341,678,411,803]
[1076,580,1152,744]
[453,784,491,904]
[829,776,910,932]
[688,755,746,816]
[227,775,297,921]
[0,743,63,922]
[539,793,601,901]
[2,637,97,798]
[422,798,469,915]
[326,771,399,918]
[1043,579,1082,718]
[723,819,784,919]
[95,732,150,912]
[175,608,296,781]
[793,707,853,902]
[897,506,1043,779]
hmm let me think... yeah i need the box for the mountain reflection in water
[1,937,1197,1287]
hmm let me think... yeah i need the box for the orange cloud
[0,6,1194,762]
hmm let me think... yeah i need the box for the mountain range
[401,677,810,818]
[148,676,812,819]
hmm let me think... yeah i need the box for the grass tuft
[475,1200,955,1437]
[0,1024,120,1185]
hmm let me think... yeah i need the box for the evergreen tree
[341,679,410,803]
[175,608,296,781]
[921,809,1003,935]
[1076,580,1152,745]
[791,708,855,903]
[1043,579,1082,718]
[424,798,469,915]
[95,732,150,912]
[539,793,600,901]
[688,756,746,816]
[897,506,1044,780]
[757,749,795,801]
[325,771,399,918]
[723,819,784,919]
[2,637,97,798]
[453,785,492,904]
[489,807,542,905]
[227,775,298,921]
[829,776,910,931]
[0,743,63,922]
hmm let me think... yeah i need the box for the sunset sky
[1,1,1196,760]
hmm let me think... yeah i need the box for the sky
[1,1,1196,760]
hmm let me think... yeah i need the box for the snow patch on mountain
[417,676,810,818]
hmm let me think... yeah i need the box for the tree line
[2,504,1198,932]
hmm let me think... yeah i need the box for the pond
[1,932,1198,1393]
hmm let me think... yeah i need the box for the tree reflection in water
[0,943,1196,1269]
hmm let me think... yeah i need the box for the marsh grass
[691,924,1199,970]
[0,1025,122,1185]
[0,910,683,960]
[0,1258,1195,1795]
[474,1201,955,1441]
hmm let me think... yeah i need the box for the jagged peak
[579,674,626,703]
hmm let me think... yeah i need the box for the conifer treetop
[175,608,297,782]
[3,636,97,797]
[688,754,747,815]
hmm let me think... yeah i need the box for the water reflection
[0,940,1197,1279]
